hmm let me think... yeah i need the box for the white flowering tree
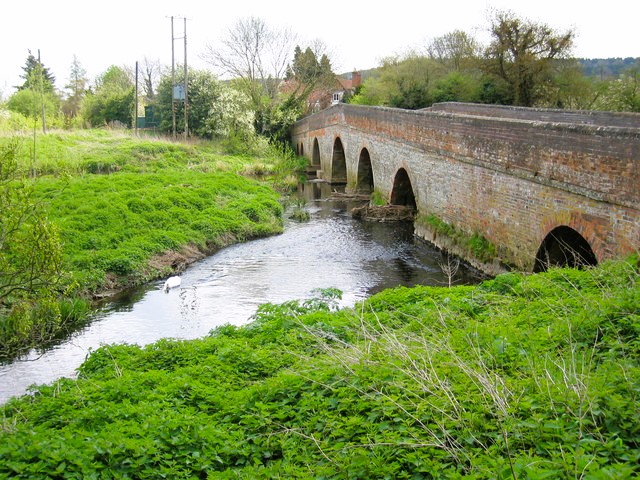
[205,86,254,138]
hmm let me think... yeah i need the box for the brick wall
[292,103,640,271]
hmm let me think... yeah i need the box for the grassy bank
[1,258,638,478]
[0,130,305,360]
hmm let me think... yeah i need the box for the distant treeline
[578,57,640,78]
[343,57,640,82]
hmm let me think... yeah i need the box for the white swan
[162,276,181,292]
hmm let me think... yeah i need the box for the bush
[5,89,63,129]
[0,109,31,133]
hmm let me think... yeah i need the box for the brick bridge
[291,102,640,273]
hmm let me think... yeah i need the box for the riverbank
[1,257,638,478]
[0,194,485,404]
[0,130,304,361]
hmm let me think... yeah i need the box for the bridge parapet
[427,102,640,128]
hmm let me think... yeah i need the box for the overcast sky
[1,0,638,97]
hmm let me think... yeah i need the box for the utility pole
[169,15,188,139]
[38,49,46,135]
[183,17,188,139]
[171,16,176,138]
[135,61,139,136]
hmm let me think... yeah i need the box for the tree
[288,45,333,84]
[156,69,254,139]
[283,41,337,116]
[81,66,134,127]
[348,82,384,106]
[95,65,132,93]
[62,55,89,120]
[0,140,63,307]
[206,86,255,139]
[14,51,60,132]
[427,30,481,72]
[203,17,297,134]
[203,17,295,101]
[17,50,56,93]
[592,67,640,112]
[141,57,162,102]
[6,89,60,124]
[544,60,597,109]
[483,10,574,106]
[432,71,482,103]
[365,54,441,109]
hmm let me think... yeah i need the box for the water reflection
[0,182,484,403]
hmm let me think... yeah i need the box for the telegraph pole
[183,17,188,139]
[169,16,188,139]
[170,16,176,138]
[38,49,46,134]
[135,61,139,136]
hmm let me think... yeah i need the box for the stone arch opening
[356,148,374,194]
[390,168,416,208]
[312,138,321,167]
[533,226,598,272]
[300,142,304,157]
[331,137,347,184]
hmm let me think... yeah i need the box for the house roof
[337,77,354,90]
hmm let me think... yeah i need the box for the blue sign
[173,85,185,101]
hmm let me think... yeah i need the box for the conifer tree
[17,50,56,92]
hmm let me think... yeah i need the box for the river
[0,182,484,404]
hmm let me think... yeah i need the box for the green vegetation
[1,259,638,478]
[419,214,498,264]
[0,13,638,478]
[286,198,311,222]
[82,66,134,129]
[0,140,70,357]
[370,189,386,206]
[0,130,306,361]
[349,14,639,112]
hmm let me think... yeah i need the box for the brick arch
[331,136,347,184]
[311,138,321,167]
[356,147,374,194]
[534,225,598,272]
[390,167,416,208]
[537,212,607,265]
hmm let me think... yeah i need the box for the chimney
[351,70,362,88]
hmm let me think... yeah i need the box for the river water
[0,182,483,404]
